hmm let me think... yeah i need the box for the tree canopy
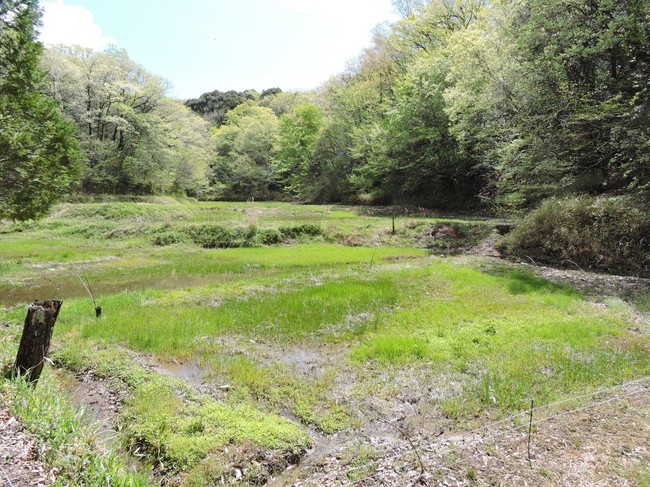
[3,0,648,218]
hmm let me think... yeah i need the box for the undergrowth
[0,374,153,486]
[505,196,650,277]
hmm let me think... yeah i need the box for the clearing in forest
[1,200,649,486]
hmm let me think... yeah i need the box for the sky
[39,0,399,99]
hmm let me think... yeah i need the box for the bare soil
[281,380,650,486]
[54,369,124,445]
[0,408,53,487]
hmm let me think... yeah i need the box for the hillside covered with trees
[3,0,649,211]
[187,0,649,211]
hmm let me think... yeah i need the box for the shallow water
[153,359,207,388]
[0,270,275,307]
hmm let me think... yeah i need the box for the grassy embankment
[1,199,648,485]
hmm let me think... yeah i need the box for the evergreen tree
[0,0,80,220]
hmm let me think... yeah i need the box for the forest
[2,0,649,216]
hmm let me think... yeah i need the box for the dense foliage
[186,87,282,126]
[2,0,648,220]
[0,0,80,220]
[505,196,650,277]
[186,0,650,209]
[42,46,212,196]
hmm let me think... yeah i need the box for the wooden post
[12,300,62,384]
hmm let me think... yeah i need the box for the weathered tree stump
[12,300,62,384]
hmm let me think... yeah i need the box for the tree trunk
[12,301,62,384]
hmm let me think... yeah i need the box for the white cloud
[39,1,115,50]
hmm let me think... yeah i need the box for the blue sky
[40,0,398,99]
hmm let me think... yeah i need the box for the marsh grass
[350,264,650,413]
[207,354,352,433]
[1,201,649,484]
[60,277,398,353]
[0,373,153,486]
[52,341,312,483]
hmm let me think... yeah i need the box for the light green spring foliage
[41,46,212,197]
[179,0,650,209]
[274,102,325,197]
[212,102,280,200]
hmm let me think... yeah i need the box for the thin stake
[77,272,101,317]
[369,247,378,271]
[0,461,15,487]
[527,398,534,466]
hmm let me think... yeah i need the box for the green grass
[634,293,650,312]
[352,335,431,364]
[1,200,648,485]
[0,374,153,486]
[122,379,311,471]
[51,341,312,484]
[348,264,650,413]
[63,277,396,353]
[208,354,352,433]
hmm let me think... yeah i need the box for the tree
[274,103,324,198]
[42,46,169,194]
[510,0,650,201]
[211,102,280,200]
[0,0,80,220]
[42,46,213,197]
[186,89,257,126]
[444,0,650,207]
[124,98,212,196]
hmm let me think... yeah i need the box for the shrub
[255,229,282,245]
[152,231,187,246]
[505,196,650,277]
[187,224,238,248]
[278,224,324,239]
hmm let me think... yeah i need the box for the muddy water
[277,347,324,376]
[153,360,207,388]
[0,269,276,307]
[54,370,121,445]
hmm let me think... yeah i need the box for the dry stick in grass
[527,398,534,467]
[77,273,101,317]
[369,247,378,271]
[523,255,538,266]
